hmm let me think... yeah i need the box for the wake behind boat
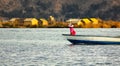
[63,34,120,45]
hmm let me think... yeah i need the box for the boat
[62,34,120,45]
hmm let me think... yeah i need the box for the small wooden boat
[62,34,120,45]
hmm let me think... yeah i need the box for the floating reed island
[0,16,120,28]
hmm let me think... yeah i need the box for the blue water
[0,28,120,66]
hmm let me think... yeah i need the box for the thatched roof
[24,18,36,22]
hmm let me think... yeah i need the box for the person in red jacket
[68,23,76,36]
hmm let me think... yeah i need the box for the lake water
[0,28,120,66]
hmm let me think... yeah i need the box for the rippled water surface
[0,28,120,66]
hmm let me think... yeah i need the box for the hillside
[0,0,120,21]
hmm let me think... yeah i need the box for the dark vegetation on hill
[0,0,120,21]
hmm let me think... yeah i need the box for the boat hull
[63,34,120,45]
[68,39,120,45]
